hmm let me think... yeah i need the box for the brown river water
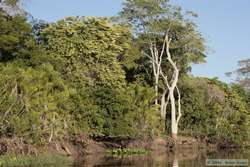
[72,149,250,167]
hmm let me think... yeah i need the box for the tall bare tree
[145,32,182,139]
[119,0,206,139]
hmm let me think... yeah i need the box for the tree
[0,0,25,16]
[41,17,129,89]
[0,63,71,142]
[178,77,249,143]
[0,9,34,61]
[119,0,206,139]
[40,16,160,137]
[226,59,250,91]
[0,9,72,143]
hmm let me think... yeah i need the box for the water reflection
[173,159,178,167]
[74,148,250,167]
[173,149,179,167]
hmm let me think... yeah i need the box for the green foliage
[0,10,49,68]
[0,10,34,61]
[109,148,150,156]
[120,0,206,65]
[217,85,250,142]
[0,0,249,148]
[0,63,71,143]
[178,76,250,143]
[39,16,163,138]
[118,0,206,91]
[41,17,128,89]
[70,84,162,138]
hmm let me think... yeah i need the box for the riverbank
[0,134,247,157]
[2,146,249,167]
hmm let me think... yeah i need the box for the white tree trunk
[169,89,177,139]
[144,33,182,139]
[160,88,167,117]
[163,35,182,140]
[146,40,167,109]
[155,78,159,105]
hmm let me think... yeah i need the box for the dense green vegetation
[0,0,249,149]
[178,77,250,142]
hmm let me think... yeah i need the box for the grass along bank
[0,154,72,167]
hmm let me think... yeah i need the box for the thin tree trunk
[160,88,166,117]
[165,35,182,140]
[144,33,182,140]
[155,79,159,105]
[49,129,53,143]
[147,40,167,109]
[176,86,182,126]
[169,89,177,139]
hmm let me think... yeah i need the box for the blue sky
[24,0,250,83]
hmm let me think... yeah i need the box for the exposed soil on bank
[0,134,243,157]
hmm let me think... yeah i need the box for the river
[72,148,250,167]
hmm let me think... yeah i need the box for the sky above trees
[24,0,250,83]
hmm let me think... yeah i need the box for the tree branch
[176,86,182,125]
